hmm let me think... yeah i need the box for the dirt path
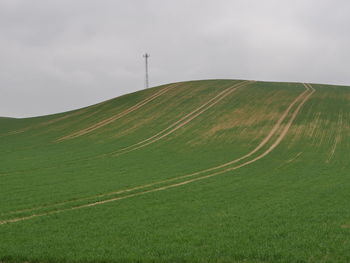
[0,83,315,225]
[56,83,180,142]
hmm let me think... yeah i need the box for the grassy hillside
[0,79,349,263]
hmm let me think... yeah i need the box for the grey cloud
[0,0,349,117]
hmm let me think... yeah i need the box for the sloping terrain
[0,79,349,263]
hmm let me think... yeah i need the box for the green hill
[0,79,349,263]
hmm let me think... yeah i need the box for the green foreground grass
[0,80,349,263]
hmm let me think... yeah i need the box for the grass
[0,79,349,263]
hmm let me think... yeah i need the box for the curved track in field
[0,81,250,216]
[0,81,250,177]
[0,108,90,138]
[0,85,173,138]
[106,80,252,157]
[0,83,315,225]
[56,83,180,142]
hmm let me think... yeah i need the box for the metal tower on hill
[143,53,150,89]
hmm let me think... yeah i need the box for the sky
[1,0,350,118]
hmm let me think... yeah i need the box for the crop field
[0,79,349,263]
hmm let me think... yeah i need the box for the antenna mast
[143,53,150,89]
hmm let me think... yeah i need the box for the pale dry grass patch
[203,109,280,140]
[326,111,343,163]
[186,89,303,147]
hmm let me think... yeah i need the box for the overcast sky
[1,0,349,118]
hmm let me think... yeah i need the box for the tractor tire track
[174,83,314,177]
[0,81,250,216]
[56,83,180,142]
[0,81,231,178]
[0,84,315,224]
[0,108,91,138]
[0,97,120,138]
[109,80,252,157]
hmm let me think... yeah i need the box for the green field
[0,79,349,263]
